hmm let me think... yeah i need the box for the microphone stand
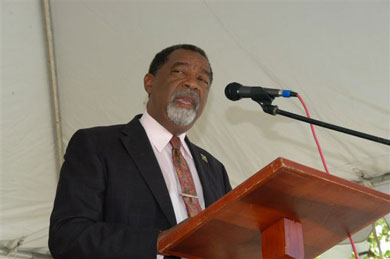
[253,96,390,146]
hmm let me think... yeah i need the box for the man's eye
[172,70,184,74]
[198,77,209,85]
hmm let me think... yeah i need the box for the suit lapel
[120,116,176,226]
[185,138,215,207]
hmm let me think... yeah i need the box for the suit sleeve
[49,130,159,259]
[222,164,232,194]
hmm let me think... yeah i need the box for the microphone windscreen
[225,82,242,101]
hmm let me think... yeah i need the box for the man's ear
[144,73,154,96]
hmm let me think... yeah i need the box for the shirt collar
[139,110,192,158]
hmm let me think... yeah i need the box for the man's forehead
[167,50,210,71]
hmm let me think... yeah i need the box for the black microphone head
[225,82,242,101]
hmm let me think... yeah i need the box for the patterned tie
[170,136,202,217]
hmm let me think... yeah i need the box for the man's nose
[183,76,200,91]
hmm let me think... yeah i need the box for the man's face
[144,49,211,135]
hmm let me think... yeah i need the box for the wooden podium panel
[158,158,390,258]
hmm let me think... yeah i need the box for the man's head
[144,44,213,135]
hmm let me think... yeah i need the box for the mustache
[170,89,200,108]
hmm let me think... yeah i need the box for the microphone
[225,82,297,101]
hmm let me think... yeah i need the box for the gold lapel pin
[200,153,208,163]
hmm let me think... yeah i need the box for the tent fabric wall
[1,0,389,257]
[1,0,58,256]
[50,0,389,184]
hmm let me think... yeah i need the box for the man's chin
[167,105,197,127]
[169,118,194,127]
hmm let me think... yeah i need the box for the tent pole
[41,0,64,178]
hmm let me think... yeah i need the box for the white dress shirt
[140,111,205,259]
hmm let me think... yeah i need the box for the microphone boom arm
[256,102,390,146]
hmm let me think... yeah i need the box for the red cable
[297,94,330,175]
[348,235,359,259]
[297,94,358,259]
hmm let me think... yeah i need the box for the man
[49,44,232,259]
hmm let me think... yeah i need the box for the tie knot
[170,136,181,150]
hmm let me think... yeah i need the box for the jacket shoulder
[187,141,223,165]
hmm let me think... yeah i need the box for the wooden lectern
[158,158,390,258]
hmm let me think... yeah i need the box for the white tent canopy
[2,0,389,258]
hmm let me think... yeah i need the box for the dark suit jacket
[49,115,232,259]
